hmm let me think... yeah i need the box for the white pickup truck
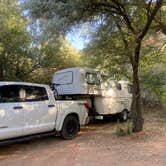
[0,82,89,143]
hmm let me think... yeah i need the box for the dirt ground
[1,109,166,166]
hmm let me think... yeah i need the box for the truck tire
[119,110,128,122]
[60,115,79,140]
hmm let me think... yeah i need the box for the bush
[115,120,133,137]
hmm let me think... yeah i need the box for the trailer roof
[54,67,99,74]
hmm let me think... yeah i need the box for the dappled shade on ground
[0,108,166,166]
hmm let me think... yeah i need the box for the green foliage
[28,39,81,84]
[25,0,163,78]
[0,0,33,81]
[0,0,82,83]
[81,17,133,79]
[155,4,166,35]
[116,127,126,137]
[140,36,166,103]
[25,0,165,108]
[116,120,133,137]
[1,0,165,110]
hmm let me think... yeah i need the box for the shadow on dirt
[0,115,120,154]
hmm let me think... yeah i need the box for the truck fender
[55,111,80,132]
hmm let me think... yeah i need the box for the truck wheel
[60,116,79,140]
[119,110,128,122]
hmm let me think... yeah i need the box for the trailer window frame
[127,84,133,94]
[54,71,73,85]
[116,83,122,90]
[86,72,100,85]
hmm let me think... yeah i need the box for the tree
[0,0,33,81]
[28,38,81,84]
[0,0,81,83]
[83,20,166,106]
[26,0,164,132]
[155,4,166,35]
[140,34,166,105]
[82,19,132,79]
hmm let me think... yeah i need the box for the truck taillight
[84,102,90,109]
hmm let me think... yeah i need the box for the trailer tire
[119,110,128,122]
[60,115,79,140]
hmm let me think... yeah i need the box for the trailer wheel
[60,115,79,140]
[119,110,128,122]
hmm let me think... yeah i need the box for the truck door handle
[13,106,23,109]
[48,105,55,108]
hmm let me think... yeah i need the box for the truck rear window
[0,85,48,103]
[24,86,48,102]
[0,85,20,103]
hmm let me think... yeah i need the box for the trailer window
[86,73,100,85]
[54,71,73,85]
[128,84,133,94]
[116,83,122,90]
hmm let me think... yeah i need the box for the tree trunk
[130,40,144,132]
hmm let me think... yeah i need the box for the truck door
[0,85,24,140]
[22,85,57,136]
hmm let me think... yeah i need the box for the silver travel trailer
[52,67,132,120]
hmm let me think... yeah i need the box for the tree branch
[110,0,136,35]
[146,0,153,18]
[116,21,134,64]
[139,0,163,40]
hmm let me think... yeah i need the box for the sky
[67,33,85,50]
[66,30,89,50]
[66,21,100,50]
